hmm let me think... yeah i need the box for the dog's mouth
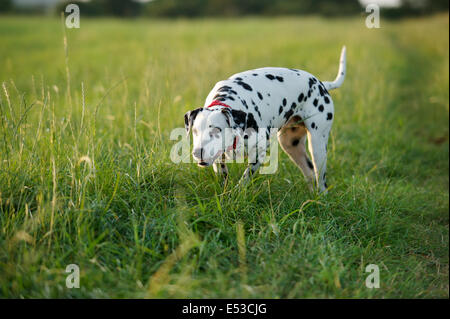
[197,161,210,167]
[196,150,224,168]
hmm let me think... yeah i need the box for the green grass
[0,14,448,298]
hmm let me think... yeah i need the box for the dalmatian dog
[184,46,346,192]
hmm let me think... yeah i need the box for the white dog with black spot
[184,46,346,193]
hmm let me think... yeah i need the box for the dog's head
[184,107,247,167]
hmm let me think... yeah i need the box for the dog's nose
[192,148,204,160]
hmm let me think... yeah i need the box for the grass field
[0,13,448,298]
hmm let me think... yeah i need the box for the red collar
[206,100,232,109]
[226,136,238,151]
[206,100,238,150]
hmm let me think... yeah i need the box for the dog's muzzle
[197,161,209,167]
[193,147,211,167]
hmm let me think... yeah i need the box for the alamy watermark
[365,4,381,28]
[365,264,380,288]
[65,4,80,29]
[66,264,80,288]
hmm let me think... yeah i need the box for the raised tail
[323,46,346,91]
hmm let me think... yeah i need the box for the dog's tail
[323,46,346,91]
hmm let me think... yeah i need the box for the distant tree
[102,0,142,17]
[55,1,105,16]
[56,0,142,17]
[53,0,447,18]
[144,0,362,17]
[403,0,449,13]
[315,0,362,16]
[383,0,449,18]
[0,0,12,13]
[145,0,207,17]
[259,0,312,15]
[432,0,450,11]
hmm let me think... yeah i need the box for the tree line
[1,0,448,18]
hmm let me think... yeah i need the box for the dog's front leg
[238,144,266,185]
[239,162,261,184]
[213,154,228,179]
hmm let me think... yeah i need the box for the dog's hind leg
[278,116,315,190]
[306,128,330,193]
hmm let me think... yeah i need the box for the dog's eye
[210,127,221,137]
[208,127,221,138]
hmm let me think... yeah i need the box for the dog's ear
[221,108,247,129]
[184,107,203,134]
[220,108,232,127]
[231,109,247,129]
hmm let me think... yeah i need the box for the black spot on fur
[298,93,304,103]
[284,109,294,120]
[308,77,317,88]
[266,74,275,80]
[327,113,333,120]
[318,82,329,97]
[255,106,262,119]
[318,86,325,96]
[217,86,232,92]
[318,105,324,112]
[282,98,287,106]
[246,113,258,131]
[313,99,318,107]
[276,76,284,82]
[257,92,263,100]
[236,81,253,91]
[311,122,316,129]
[252,73,258,76]
[278,106,283,115]
[319,81,329,94]
[292,139,299,146]
[324,96,330,104]
[231,109,247,127]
